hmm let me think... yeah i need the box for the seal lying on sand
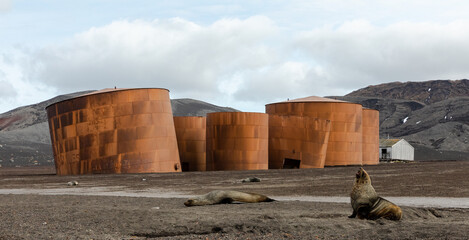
[349,168,402,220]
[184,190,275,207]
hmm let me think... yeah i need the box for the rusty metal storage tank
[206,112,268,171]
[173,116,206,171]
[46,88,181,175]
[266,96,363,166]
[362,108,379,165]
[268,115,331,169]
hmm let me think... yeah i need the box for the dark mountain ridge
[332,79,469,160]
[0,91,94,132]
[171,98,238,117]
[346,79,469,104]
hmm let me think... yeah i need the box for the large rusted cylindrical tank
[206,112,268,171]
[268,115,331,169]
[362,108,379,165]
[46,88,181,175]
[173,116,206,171]
[266,96,363,166]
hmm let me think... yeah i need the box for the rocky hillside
[346,79,469,104]
[331,79,469,161]
[172,98,238,116]
[0,91,237,167]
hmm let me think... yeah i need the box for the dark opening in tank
[283,158,301,169]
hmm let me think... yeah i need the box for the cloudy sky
[2,0,469,113]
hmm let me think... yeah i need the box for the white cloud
[0,50,57,113]
[31,16,278,104]
[234,61,323,102]
[295,20,469,89]
[26,16,343,111]
[0,54,22,112]
[0,0,10,13]
[0,75,16,98]
[4,15,469,113]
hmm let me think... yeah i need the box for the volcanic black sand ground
[1,161,469,239]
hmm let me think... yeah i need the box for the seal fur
[184,190,275,207]
[349,168,402,220]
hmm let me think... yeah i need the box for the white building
[379,139,414,161]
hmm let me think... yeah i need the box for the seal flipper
[219,198,234,204]
[348,210,357,218]
[357,205,371,219]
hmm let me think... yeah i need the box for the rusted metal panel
[266,96,363,166]
[268,115,331,169]
[46,88,181,175]
[174,116,207,171]
[206,112,268,171]
[362,108,379,165]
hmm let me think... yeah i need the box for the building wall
[174,116,206,171]
[46,88,181,175]
[206,112,268,171]
[268,115,331,169]
[391,140,415,161]
[362,109,379,165]
[266,101,363,166]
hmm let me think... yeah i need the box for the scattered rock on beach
[67,181,78,186]
[242,177,261,183]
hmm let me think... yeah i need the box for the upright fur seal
[349,168,402,220]
[184,190,275,207]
